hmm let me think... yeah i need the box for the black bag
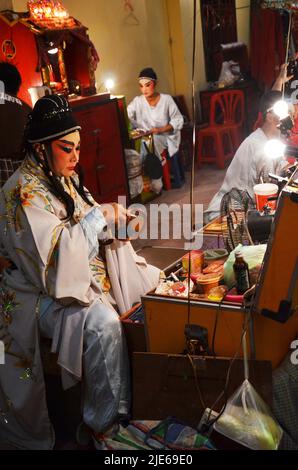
[143,141,163,180]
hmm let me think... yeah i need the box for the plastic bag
[214,379,283,450]
[223,244,267,288]
[124,148,144,198]
[124,148,142,179]
[218,61,238,87]
[150,177,163,194]
[128,176,143,198]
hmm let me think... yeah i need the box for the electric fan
[220,188,255,252]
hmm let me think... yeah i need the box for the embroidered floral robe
[0,156,159,449]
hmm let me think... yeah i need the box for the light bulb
[264,139,286,159]
[105,79,115,92]
[272,100,289,120]
[47,41,58,54]
[48,47,58,54]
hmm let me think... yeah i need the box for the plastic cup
[253,183,278,211]
[192,273,222,294]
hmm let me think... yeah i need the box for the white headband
[138,77,156,82]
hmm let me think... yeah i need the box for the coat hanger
[124,10,140,25]
[123,0,140,25]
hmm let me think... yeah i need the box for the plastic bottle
[233,250,250,294]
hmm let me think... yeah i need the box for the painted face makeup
[51,131,81,177]
[139,79,155,98]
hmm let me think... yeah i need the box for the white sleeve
[80,206,108,259]
[255,150,287,181]
[168,96,184,132]
[275,157,288,175]
[127,98,138,128]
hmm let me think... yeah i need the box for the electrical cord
[186,294,235,421]
[186,353,206,411]
[211,283,240,357]
[186,0,197,345]
[210,298,224,357]
[202,306,253,433]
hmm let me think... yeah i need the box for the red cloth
[289,116,298,145]
[284,116,298,164]
[291,11,298,49]
[251,8,285,88]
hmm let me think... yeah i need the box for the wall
[165,0,189,98]
[11,0,251,115]
[178,0,207,119]
[236,0,251,51]
[177,0,251,119]
[11,0,22,10]
[0,0,13,9]
[12,0,174,103]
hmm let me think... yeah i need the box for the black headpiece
[26,94,81,144]
[138,67,157,81]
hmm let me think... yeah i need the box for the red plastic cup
[253,183,278,211]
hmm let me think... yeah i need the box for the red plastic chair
[197,90,245,169]
[161,149,171,190]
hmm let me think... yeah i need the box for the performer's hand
[151,124,173,134]
[151,127,162,134]
[280,63,293,83]
[101,203,130,227]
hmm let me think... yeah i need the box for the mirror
[201,0,237,82]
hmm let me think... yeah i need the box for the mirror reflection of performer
[204,64,295,223]
[127,67,185,190]
[204,91,289,223]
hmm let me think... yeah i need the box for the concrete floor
[132,165,226,251]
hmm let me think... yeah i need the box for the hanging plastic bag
[214,333,283,450]
[214,379,283,450]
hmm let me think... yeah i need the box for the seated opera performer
[0,95,160,449]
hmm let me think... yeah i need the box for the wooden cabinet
[70,95,129,204]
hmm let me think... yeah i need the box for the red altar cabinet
[0,6,128,203]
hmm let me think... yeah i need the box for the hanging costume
[250,6,285,89]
